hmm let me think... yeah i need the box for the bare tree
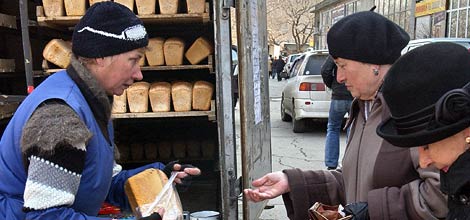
[285,0,316,52]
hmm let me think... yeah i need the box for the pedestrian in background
[0,2,200,220]
[268,55,273,78]
[321,56,353,170]
[244,11,447,220]
[377,42,470,219]
[273,56,286,81]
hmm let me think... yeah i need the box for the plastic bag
[137,172,183,220]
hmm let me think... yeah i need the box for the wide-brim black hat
[377,42,470,147]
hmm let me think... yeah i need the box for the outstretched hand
[243,171,290,202]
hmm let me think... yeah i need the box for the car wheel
[292,108,306,133]
[281,96,292,122]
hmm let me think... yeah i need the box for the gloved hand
[138,212,162,220]
[163,160,197,191]
[343,202,369,220]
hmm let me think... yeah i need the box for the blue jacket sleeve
[106,162,166,211]
[25,208,111,220]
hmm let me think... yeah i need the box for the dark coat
[273,58,285,73]
[440,150,470,220]
[321,56,353,100]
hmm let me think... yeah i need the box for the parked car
[401,38,470,54]
[279,53,301,80]
[280,50,330,133]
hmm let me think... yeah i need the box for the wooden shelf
[37,7,210,28]
[0,59,15,73]
[112,100,216,121]
[0,95,25,120]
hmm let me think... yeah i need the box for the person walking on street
[0,2,200,220]
[273,57,286,81]
[377,42,470,220]
[321,56,353,170]
[244,11,447,220]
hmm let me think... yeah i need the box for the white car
[280,50,331,133]
[280,53,302,79]
[401,38,470,55]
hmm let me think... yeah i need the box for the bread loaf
[112,90,127,113]
[42,0,65,17]
[186,0,205,13]
[139,54,146,67]
[114,0,134,11]
[144,142,158,160]
[136,0,156,15]
[163,38,185,66]
[89,0,109,6]
[186,139,201,158]
[43,39,72,69]
[158,141,172,159]
[201,139,216,158]
[64,0,85,16]
[172,140,186,158]
[125,169,168,216]
[149,82,171,112]
[185,37,213,65]
[171,81,192,112]
[192,80,213,110]
[159,0,179,14]
[146,38,165,66]
[127,82,150,113]
[130,142,144,160]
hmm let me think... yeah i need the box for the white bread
[186,140,201,157]
[186,0,205,13]
[139,54,146,67]
[149,82,171,112]
[163,38,185,66]
[89,0,109,6]
[43,39,72,69]
[135,0,156,15]
[171,81,192,112]
[125,169,168,216]
[146,38,165,66]
[112,89,128,113]
[144,142,158,160]
[192,80,213,110]
[114,0,134,12]
[172,140,186,158]
[185,37,213,65]
[64,0,85,16]
[201,139,215,157]
[130,142,144,160]
[159,0,179,14]
[42,0,65,17]
[158,141,172,159]
[127,82,150,113]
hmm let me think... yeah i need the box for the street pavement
[236,77,348,219]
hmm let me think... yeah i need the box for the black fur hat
[327,11,409,65]
[72,1,148,58]
[377,42,470,147]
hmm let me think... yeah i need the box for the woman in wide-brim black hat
[378,42,470,219]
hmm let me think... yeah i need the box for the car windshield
[303,55,328,75]
[289,54,300,62]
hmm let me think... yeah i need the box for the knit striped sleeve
[20,101,92,211]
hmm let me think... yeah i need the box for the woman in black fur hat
[378,42,470,219]
[244,11,447,220]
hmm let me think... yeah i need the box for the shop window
[458,9,467,37]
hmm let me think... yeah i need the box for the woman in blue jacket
[0,2,200,220]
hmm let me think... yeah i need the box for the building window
[447,0,470,37]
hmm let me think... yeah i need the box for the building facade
[312,0,470,50]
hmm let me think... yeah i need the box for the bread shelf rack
[36,6,210,29]
[112,100,216,121]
